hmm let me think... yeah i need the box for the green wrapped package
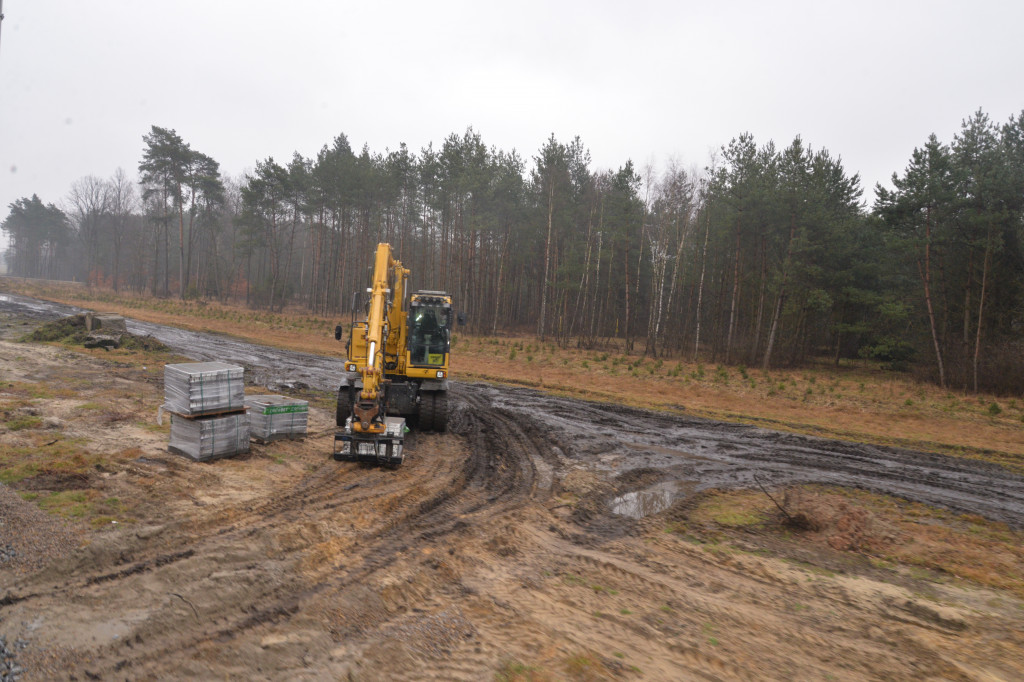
[245,395,308,442]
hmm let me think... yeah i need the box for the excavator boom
[351,244,407,433]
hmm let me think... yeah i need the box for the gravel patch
[1,485,82,681]
[0,484,80,576]
[1,485,82,682]
[0,635,27,681]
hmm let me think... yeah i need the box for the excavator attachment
[334,416,407,468]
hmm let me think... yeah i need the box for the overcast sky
[2,0,1022,234]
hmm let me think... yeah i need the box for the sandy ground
[1,333,1023,679]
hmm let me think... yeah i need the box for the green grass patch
[5,414,42,431]
[693,492,768,528]
[564,654,608,679]
[0,435,96,484]
[38,489,98,518]
[495,659,546,682]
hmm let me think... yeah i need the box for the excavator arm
[352,243,408,434]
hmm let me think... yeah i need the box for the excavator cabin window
[408,304,450,366]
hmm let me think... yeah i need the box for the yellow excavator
[333,243,452,467]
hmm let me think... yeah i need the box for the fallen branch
[753,474,794,525]
[171,592,199,620]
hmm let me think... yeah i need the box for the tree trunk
[112,227,122,293]
[749,235,767,365]
[590,229,603,345]
[623,239,631,352]
[663,210,690,354]
[724,224,741,363]
[972,226,992,393]
[569,213,593,343]
[178,190,186,300]
[919,205,946,389]
[962,249,973,391]
[763,218,796,371]
[693,204,711,361]
[538,181,555,341]
[492,229,510,335]
[163,220,170,297]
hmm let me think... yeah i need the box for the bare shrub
[780,488,830,531]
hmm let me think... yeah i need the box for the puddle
[610,481,693,519]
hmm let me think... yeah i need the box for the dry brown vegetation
[676,486,1024,600]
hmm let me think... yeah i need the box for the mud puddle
[611,480,695,518]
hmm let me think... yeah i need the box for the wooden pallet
[159,404,248,421]
[168,444,248,462]
[251,433,306,445]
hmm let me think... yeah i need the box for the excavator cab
[408,294,451,366]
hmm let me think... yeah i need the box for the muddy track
[88,408,551,677]
[486,385,1024,528]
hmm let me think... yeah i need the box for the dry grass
[455,336,1024,467]
[7,280,1024,471]
[680,486,1024,599]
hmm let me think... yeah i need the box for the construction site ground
[1,292,1024,681]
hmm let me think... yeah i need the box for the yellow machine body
[334,243,452,466]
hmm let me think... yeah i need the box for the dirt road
[2,293,1024,680]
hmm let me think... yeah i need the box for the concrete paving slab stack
[164,362,249,461]
[245,395,308,443]
[169,412,250,461]
[164,362,244,415]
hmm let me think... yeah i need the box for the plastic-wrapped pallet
[164,362,244,416]
[169,412,250,461]
[246,395,308,442]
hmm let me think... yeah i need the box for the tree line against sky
[3,109,1023,392]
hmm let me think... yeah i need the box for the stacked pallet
[169,412,250,461]
[164,362,244,415]
[245,395,308,443]
[164,362,249,461]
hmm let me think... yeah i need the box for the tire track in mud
[484,384,1024,529]
[0,442,477,678]
[142,386,557,670]
[14,392,551,677]
[315,383,551,587]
